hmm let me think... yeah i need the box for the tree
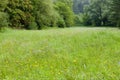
[6,0,34,29]
[110,0,120,27]
[84,0,110,26]
[0,0,8,30]
[31,0,58,29]
[55,0,74,27]
[73,0,89,14]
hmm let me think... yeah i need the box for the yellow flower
[35,61,37,63]
[58,72,61,75]
[73,60,77,63]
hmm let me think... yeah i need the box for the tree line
[0,0,74,30]
[73,0,120,27]
[0,0,120,30]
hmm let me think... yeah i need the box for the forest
[73,0,120,27]
[0,0,120,30]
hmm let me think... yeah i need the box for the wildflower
[73,60,77,63]
[58,72,61,75]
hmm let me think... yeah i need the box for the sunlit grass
[0,27,120,80]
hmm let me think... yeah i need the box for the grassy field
[0,27,120,80]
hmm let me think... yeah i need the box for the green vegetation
[0,0,120,79]
[0,0,74,30]
[110,0,120,27]
[0,0,8,30]
[0,27,120,79]
[0,0,120,30]
[73,0,120,27]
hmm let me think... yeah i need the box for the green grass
[0,27,120,80]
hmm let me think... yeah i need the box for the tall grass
[0,27,120,80]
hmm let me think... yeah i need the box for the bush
[28,22,38,30]
[74,14,83,26]
[82,13,92,26]
[0,12,8,30]
[57,17,66,28]
[55,2,74,27]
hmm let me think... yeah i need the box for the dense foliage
[0,0,120,30]
[73,0,120,27]
[0,0,74,30]
[0,0,8,30]
[110,0,120,27]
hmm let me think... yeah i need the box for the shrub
[74,14,84,26]
[57,17,66,28]
[82,13,92,26]
[28,22,38,30]
[0,12,8,31]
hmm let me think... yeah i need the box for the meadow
[0,27,120,80]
